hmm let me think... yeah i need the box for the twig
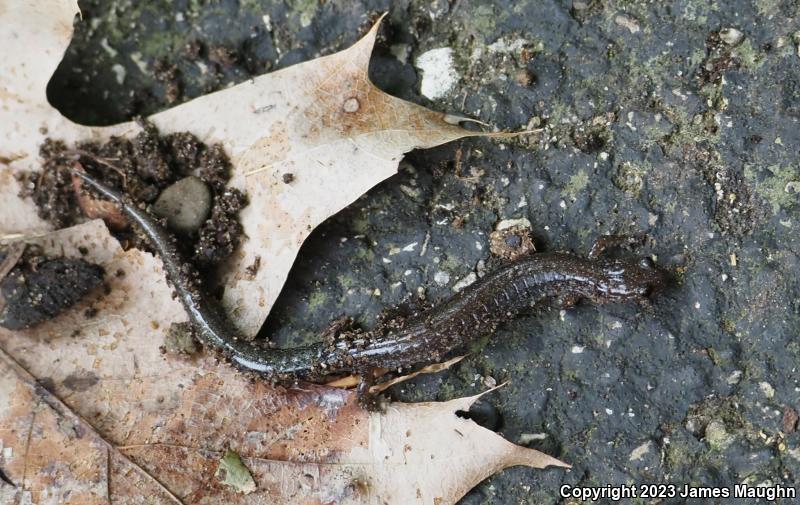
[0,242,25,284]
[61,149,128,187]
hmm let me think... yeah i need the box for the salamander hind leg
[356,368,385,412]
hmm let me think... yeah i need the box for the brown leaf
[326,355,468,392]
[71,171,129,230]
[0,222,567,504]
[0,4,498,338]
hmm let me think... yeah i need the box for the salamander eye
[639,257,655,269]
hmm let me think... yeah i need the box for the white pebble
[434,271,450,286]
[111,64,126,84]
[453,272,477,292]
[727,370,743,385]
[415,48,460,100]
[720,27,744,46]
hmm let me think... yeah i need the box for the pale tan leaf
[0,2,488,337]
[369,355,468,393]
[0,222,567,504]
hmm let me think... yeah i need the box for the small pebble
[152,176,212,234]
[614,14,640,34]
[720,27,744,46]
[629,441,653,461]
[434,271,450,286]
[727,370,743,384]
[518,433,548,444]
[705,420,733,450]
[490,219,535,260]
[162,322,198,355]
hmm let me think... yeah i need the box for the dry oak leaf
[0,222,568,505]
[0,1,496,338]
[0,1,568,504]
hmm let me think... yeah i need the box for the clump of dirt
[0,245,104,330]
[154,60,183,104]
[194,187,247,266]
[696,31,736,87]
[571,119,613,154]
[161,321,199,355]
[680,142,765,236]
[489,221,536,261]
[18,119,247,271]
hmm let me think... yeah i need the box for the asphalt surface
[48,1,800,503]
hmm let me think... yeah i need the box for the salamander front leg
[588,235,646,258]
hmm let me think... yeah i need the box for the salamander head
[592,256,668,302]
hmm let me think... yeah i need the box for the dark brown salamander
[71,167,667,404]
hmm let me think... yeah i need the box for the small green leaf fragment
[215,449,257,494]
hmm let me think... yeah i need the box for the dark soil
[19,120,247,271]
[0,246,104,330]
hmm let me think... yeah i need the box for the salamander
[71,166,667,406]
